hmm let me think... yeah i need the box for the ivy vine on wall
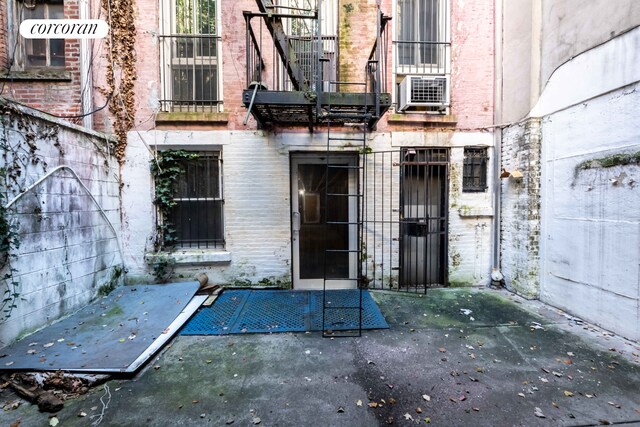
[150,150,199,250]
[101,0,137,164]
[0,102,63,322]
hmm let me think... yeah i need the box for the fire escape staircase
[242,0,392,131]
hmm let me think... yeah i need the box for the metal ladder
[321,81,371,338]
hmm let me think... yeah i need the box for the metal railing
[159,34,223,112]
[244,12,337,92]
[393,40,451,76]
[367,13,391,97]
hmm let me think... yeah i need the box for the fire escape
[242,0,391,131]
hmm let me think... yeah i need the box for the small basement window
[462,147,488,192]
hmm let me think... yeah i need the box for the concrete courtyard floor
[1,287,639,426]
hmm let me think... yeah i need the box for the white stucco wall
[0,101,122,345]
[122,130,494,289]
[537,28,640,341]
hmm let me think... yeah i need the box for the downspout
[491,0,503,278]
[80,0,93,129]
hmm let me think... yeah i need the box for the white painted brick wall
[500,119,542,299]
[0,102,122,346]
[124,130,494,290]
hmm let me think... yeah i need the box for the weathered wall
[539,0,640,87]
[122,129,493,289]
[0,99,123,345]
[535,26,640,340]
[338,0,377,89]
[500,0,536,123]
[0,0,84,119]
[500,118,541,299]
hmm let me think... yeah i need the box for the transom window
[17,0,65,68]
[164,152,225,249]
[462,147,488,192]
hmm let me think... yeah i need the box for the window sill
[146,249,231,265]
[0,69,72,82]
[155,111,229,124]
[388,113,457,126]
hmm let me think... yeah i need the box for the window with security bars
[463,147,488,192]
[166,153,224,248]
[160,0,221,112]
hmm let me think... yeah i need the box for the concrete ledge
[0,70,72,81]
[458,206,493,217]
[388,113,457,126]
[145,250,232,265]
[155,112,230,124]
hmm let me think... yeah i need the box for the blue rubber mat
[180,289,389,335]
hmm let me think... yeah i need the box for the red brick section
[0,1,8,68]
[0,0,84,121]
[121,0,494,133]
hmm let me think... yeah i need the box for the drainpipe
[80,0,93,129]
[491,0,503,280]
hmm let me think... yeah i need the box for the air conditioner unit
[397,75,449,111]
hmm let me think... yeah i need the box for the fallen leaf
[5,361,14,366]
[49,418,59,427]
[518,393,525,398]
[153,365,161,370]
[564,359,573,365]
[424,417,431,423]
[200,414,206,419]
[416,407,422,413]
[27,349,36,355]
[469,377,478,382]
[422,394,431,401]
[192,400,199,404]
[541,367,550,373]
[534,407,545,418]
[438,347,446,353]
[10,420,20,427]
[599,420,611,425]
[252,417,261,425]
[43,342,54,348]
[449,397,457,403]
[403,413,413,421]
[567,352,575,357]
[564,391,574,397]
[459,395,467,402]
[552,402,559,408]
[226,420,234,425]
[118,338,125,343]
[608,402,621,409]
[552,371,563,377]
[472,407,480,412]
[78,411,87,417]
[540,377,549,383]
[387,384,394,389]
[356,400,362,407]
[475,367,485,373]
[388,398,397,404]
[337,406,345,413]
[585,394,594,398]
[368,402,378,408]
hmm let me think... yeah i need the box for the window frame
[159,0,223,112]
[163,151,225,249]
[12,0,66,70]
[394,0,448,74]
[462,147,489,193]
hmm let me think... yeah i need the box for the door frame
[290,152,359,290]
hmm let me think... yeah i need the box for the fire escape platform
[242,90,392,130]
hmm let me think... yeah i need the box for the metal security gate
[362,148,449,293]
